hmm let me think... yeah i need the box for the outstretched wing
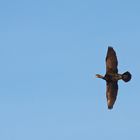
[106,47,118,73]
[106,81,118,109]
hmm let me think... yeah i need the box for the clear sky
[0,0,140,140]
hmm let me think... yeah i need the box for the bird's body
[104,73,122,82]
[96,47,131,109]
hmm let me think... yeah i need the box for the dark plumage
[96,47,132,109]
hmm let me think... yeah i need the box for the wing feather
[106,47,118,73]
[106,81,118,109]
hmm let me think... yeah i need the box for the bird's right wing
[106,81,118,109]
[106,47,118,73]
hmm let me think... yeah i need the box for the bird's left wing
[106,81,118,109]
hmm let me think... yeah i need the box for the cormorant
[96,47,131,109]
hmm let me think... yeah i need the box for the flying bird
[96,47,131,109]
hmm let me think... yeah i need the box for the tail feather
[122,71,132,82]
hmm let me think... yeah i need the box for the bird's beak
[96,74,99,78]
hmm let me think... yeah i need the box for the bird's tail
[122,71,132,82]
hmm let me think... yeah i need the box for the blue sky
[0,0,140,140]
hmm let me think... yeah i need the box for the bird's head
[96,74,104,79]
